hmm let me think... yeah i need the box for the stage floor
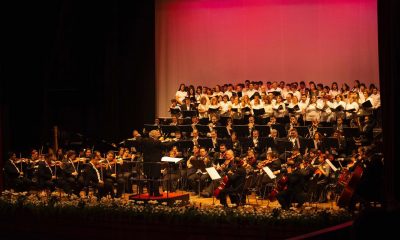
[121,189,340,210]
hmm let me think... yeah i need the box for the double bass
[337,165,363,208]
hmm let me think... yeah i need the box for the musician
[309,153,331,202]
[229,131,242,157]
[287,128,304,153]
[84,155,113,199]
[187,147,212,194]
[3,152,31,191]
[217,158,246,207]
[256,150,282,195]
[180,97,195,111]
[103,151,125,198]
[169,99,181,117]
[208,114,221,132]
[213,144,227,166]
[285,116,299,132]
[249,129,263,154]
[162,147,181,193]
[219,95,232,116]
[332,117,347,134]
[305,96,320,122]
[286,147,302,167]
[61,150,83,195]
[312,132,325,152]
[209,130,219,153]
[37,154,57,191]
[277,159,310,209]
[138,129,175,197]
[360,115,376,145]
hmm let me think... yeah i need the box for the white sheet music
[161,157,183,163]
[206,167,221,180]
[326,159,338,172]
[263,166,277,179]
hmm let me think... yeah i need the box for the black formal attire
[277,167,309,209]
[37,161,55,191]
[218,165,246,206]
[139,137,174,196]
[3,159,30,191]
[83,162,113,198]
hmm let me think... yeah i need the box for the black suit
[3,159,31,191]
[139,137,174,196]
[218,165,246,206]
[37,161,55,191]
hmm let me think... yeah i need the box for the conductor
[139,130,174,197]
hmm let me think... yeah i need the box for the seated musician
[162,146,182,193]
[308,153,331,202]
[277,159,310,209]
[213,144,227,166]
[61,150,83,196]
[255,150,282,197]
[3,152,31,191]
[83,155,114,199]
[37,154,57,192]
[217,158,247,207]
[103,151,125,198]
[187,147,212,194]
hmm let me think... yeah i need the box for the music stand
[161,157,183,198]
[199,118,210,125]
[160,125,179,137]
[182,110,197,119]
[190,159,207,197]
[317,127,334,137]
[276,139,293,154]
[232,125,250,138]
[301,138,314,150]
[323,137,339,151]
[198,138,213,150]
[255,116,269,125]
[294,126,309,138]
[361,100,373,109]
[206,167,222,205]
[143,124,159,132]
[343,127,361,138]
[176,140,194,150]
[271,124,286,138]
[170,108,181,116]
[214,126,230,139]
[219,116,230,126]
[196,125,211,135]
[254,125,270,137]
[178,125,193,134]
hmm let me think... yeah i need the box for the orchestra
[2,80,382,210]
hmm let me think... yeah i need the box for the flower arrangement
[0,190,352,227]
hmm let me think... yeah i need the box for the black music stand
[170,108,181,116]
[317,127,334,137]
[143,124,159,132]
[190,159,207,197]
[294,126,309,138]
[198,138,213,150]
[271,124,286,138]
[323,137,339,151]
[161,157,183,198]
[254,125,270,137]
[276,139,293,154]
[176,140,194,151]
[361,100,373,108]
[343,127,361,138]
[182,110,197,118]
[199,118,210,125]
[219,116,230,126]
[178,125,193,134]
[214,126,230,139]
[160,125,179,137]
[232,125,250,138]
[196,125,211,135]
[255,116,269,125]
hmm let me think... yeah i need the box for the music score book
[206,167,221,180]
[161,157,183,164]
[262,166,276,179]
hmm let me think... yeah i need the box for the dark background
[1,0,399,203]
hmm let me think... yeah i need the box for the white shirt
[175,90,187,103]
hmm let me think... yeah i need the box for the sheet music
[206,167,222,180]
[326,159,338,172]
[263,166,276,179]
[161,156,183,163]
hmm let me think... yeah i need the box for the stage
[129,192,190,206]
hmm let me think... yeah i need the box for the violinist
[3,152,31,191]
[162,146,181,193]
[256,150,282,196]
[84,155,113,199]
[37,154,58,191]
[61,150,84,196]
[103,151,125,198]
[212,144,227,166]
[308,153,331,202]
[187,147,212,194]
[229,131,242,157]
[217,158,246,207]
[286,147,302,168]
[277,158,309,210]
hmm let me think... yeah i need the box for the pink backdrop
[156,0,378,116]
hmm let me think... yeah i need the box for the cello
[337,165,363,208]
